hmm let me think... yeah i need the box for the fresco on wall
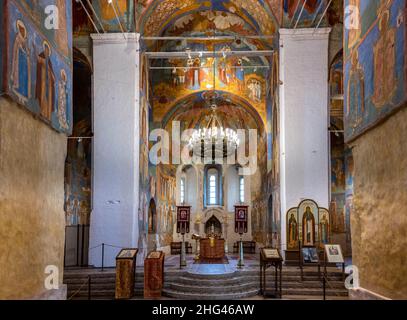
[139,0,279,37]
[344,0,406,141]
[2,0,72,134]
[156,165,177,246]
[151,43,270,127]
[344,148,354,253]
[64,51,92,226]
[331,142,346,234]
[92,0,134,32]
[65,128,92,226]
[283,0,330,27]
[135,0,283,249]
[138,53,152,255]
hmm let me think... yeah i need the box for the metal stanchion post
[237,235,244,268]
[180,234,187,268]
[101,243,105,272]
[88,275,91,300]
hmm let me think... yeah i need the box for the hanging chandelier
[187,104,240,158]
[186,46,241,158]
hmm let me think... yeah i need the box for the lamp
[187,48,240,158]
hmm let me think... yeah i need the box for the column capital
[279,28,331,41]
[91,33,140,45]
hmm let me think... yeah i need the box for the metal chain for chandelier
[187,47,240,158]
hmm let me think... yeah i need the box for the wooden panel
[115,249,137,299]
[200,238,225,259]
[144,251,165,299]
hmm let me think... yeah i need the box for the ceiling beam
[141,35,275,41]
[314,0,333,33]
[149,65,270,70]
[294,0,308,29]
[144,50,274,59]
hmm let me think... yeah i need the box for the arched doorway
[148,199,157,234]
[205,215,222,238]
[64,48,92,267]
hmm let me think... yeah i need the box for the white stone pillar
[279,28,331,254]
[89,33,140,267]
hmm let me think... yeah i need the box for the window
[209,173,217,205]
[239,176,245,203]
[205,165,222,207]
[180,177,185,204]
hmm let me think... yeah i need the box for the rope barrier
[67,276,91,300]
[89,244,102,251]
[322,273,342,297]
[104,244,123,249]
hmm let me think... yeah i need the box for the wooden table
[200,238,225,259]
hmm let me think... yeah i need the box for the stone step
[174,274,342,284]
[166,280,346,292]
[282,288,348,296]
[162,288,260,300]
[166,282,257,294]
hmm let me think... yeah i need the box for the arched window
[204,165,222,207]
[208,170,217,205]
[180,177,186,204]
[239,176,245,203]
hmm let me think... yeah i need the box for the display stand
[323,244,346,281]
[115,248,138,299]
[144,251,165,299]
[299,242,321,281]
[176,206,191,269]
[260,248,283,299]
[234,205,249,269]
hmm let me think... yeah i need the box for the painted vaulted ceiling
[138,0,280,37]
[73,1,335,36]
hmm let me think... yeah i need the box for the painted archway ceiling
[161,91,265,131]
[139,0,281,37]
[162,91,268,157]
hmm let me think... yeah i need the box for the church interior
[0,0,406,301]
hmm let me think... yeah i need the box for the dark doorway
[148,199,157,234]
[205,215,222,238]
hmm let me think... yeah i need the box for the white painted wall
[89,33,140,267]
[279,28,331,254]
[226,166,239,212]
[185,167,198,212]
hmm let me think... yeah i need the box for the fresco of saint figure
[57,69,69,130]
[36,40,55,121]
[372,10,396,107]
[234,58,245,92]
[320,213,329,244]
[248,79,262,102]
[218,46,232,85]
[186,58,202,90]
[346,50,365,126]
[11,20,31,103]
[288,213,298,247]
[302,206,315,246]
